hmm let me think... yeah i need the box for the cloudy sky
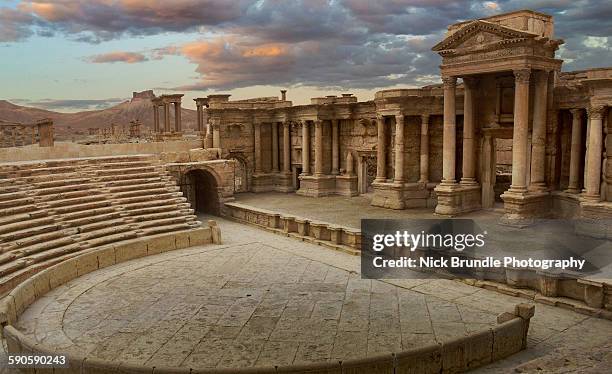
[0,0,610,112]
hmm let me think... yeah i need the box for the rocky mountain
[0,91,198,139]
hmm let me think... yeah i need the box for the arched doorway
[184,169,220,215]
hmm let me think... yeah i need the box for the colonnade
[151,94,184,134]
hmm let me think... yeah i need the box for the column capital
[394,114,404,123]
[569,108,584,119]
[462,76,479,89]
[513,69,531,84]
[442,76,457,89]
[587,104,606,119]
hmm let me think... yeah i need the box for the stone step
[119,204,183,217]
[0,204,38,217]
[112,192,183,205]
[33,178,91,189]
[19,235,77,256]
[0,211,48,226]
[17,165,78,176]
[0,217,57,236]
[33,182,98,196]
[135,216,193,229]
[83,231,137,248]
[0,223,62,243]
[21,172,82,184]
[102,177,165,188]
[0,191,28,202]
[0,252,20,266]
[78,225,134,241]
[25,243,85,264]
[98,161,154,169]
[111,187,179,199]
[0,196,35,209]
[63,211,122,227]
[0,259,27,277]
[77,218,128,233]
[35,189,95,202]
[3,228,75,252]
[105,180,167,192]
[95,166,157,176]
[46,194,106,208]
[139,222,197,237]
[53,200,112,214]
[129,210,194,223]
[59,206,117,221]
[95,172,162,182]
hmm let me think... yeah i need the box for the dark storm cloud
[2,0,611,90]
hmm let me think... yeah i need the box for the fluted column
[272,122,279,172]
[153,104,160,133]
[394,114,405,183]
[163,103,170,132]
[375,115,386,182]
[509,69,531,193]
[301,122,310,175]
[283,122,291,173]
[461,77,477,185]
[254,122,262,174]
[419,114,430,183]
[441,76,457,185]
[332,119,339,175]
[314,120,324,176]
[529,70,548,191]
[584,105,606,200]
[174,102,182,132]
[566,109,583,193]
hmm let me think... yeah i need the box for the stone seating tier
[0,155,203,296]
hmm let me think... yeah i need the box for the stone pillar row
[151,96,183,134]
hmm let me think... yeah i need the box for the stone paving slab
[11,216,612,372]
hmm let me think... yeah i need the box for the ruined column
[583,105,606,200]
[375,115,386,182]
[163,102,171,133]
[301,121,310,175]
[529,70,548,191]
[36,119,54,147]
[283,122,291,173]
[567,109,583,193]
[461,77,477,185]
[153,103,160,133]
[419,114,430,183]
[174,101,182,133]
[332,119,339,175]
[441,76,457,185]
[272,122,279,172]
[254,122,262,174]
[314,120,324,176]
[196,104,203,133]
[394,114,405,183]
[346,152,354,175]
[509,69,531,193]
[212,120,220,148]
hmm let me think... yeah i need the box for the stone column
[441,76,457,185]
[567,109,583,193]
[174,102,182,132]
[283,122,291,173]
[254,122,262,174]
[332,119,339,175]
[394,114,405,183]
[461,77,477,185]
[272,122,279,172]
[196,104,203,133]
[419,114,430,183]
[509,69,531,193]
[163,103,171,132]
[314,120,324,176]
[584,105,606,200]
[212,121,220,148]
[375,115,386,182]
[301,121,310,175]
[529,70,548,191]
[153,104,160,133]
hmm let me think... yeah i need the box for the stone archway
[184,168,220,215]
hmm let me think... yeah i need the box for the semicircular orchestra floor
[15,218,612,372]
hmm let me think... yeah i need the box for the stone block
[190,227,212,246]
[492,318,524,360]
[4,326,22,354]
[395,343,442,374]
[441,329,493,373]
[31,271,51,298]
[76,252,99,277]
[11,281,36,315]
[115,240,148,263]
[514,304,535,320]
[496,312,515,324]
[147,235,176,254]
[97,246,116,269]
[63,353,86,374]
[341,353,394,374]
[175,231,191,249]
[49,260,78,289]
[82,357,121,374]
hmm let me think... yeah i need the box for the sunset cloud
[87,51,148,64]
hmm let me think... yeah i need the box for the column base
[252,173,275,192]
[500,190,551,226]
[336,175,359,197]
[434,183,481,216]
[528,182,548,192]
[371,182,405,209]
[296,175,336,197]
[274,172,295,193]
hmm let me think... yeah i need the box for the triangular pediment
[432,20,538,52]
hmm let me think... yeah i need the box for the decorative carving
[569,108,584,120]
[442,76,457,89]
[587,105,607,120]
[513,69,531,84]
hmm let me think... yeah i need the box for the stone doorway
[184,169,220,215]
[481,128,513,208]
[229,155,248,193]
[357,152,377,194]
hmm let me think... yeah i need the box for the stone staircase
[0,155,201,296]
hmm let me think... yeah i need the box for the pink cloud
[87,51,148,64]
